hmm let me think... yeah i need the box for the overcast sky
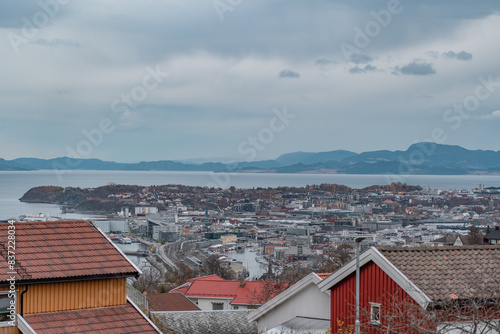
[1,0,500,163]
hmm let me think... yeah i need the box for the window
[370,303,381,325]
[212,302,224,310]
[0,291,16,326]
[233,305,239,310]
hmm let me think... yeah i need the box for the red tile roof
[0,220,139,282]
[170,275,289,305]
[23,301,160,333]
[187,274,225,282]
[147,293,200,311]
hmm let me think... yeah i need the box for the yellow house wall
[0,277,127,315]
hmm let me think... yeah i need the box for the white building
[247,272,331,334]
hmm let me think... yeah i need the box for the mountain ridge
[2,143,500,175]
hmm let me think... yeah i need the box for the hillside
[4,143,500,175]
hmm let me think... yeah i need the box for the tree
[317,243,355,273]
[166,263,198,290]
[468,225,485,245]
[358,295,500,334]
[201,254,236,280]
[249,280,291,306]
[133,265,163,294]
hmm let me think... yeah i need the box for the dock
[123,251,150,257]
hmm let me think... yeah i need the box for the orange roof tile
[315,273,331,280]
[0,220,139,282]
[23,301,159,333]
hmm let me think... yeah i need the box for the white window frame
[370,302,381,325]
[0,290,17,328]
[212,302,224,310]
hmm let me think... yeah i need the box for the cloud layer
[1,1,500,161]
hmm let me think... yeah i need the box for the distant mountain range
[2,143,500,175]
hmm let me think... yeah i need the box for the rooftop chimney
[240,276,246,287]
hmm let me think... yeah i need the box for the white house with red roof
[170,275,285,311]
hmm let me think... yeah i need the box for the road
[155,242,178,271]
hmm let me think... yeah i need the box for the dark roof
[23,301,160,333]
[0,220,138,282]
[457,234,477,246]
[484,227,500,240]
[151,310,257,334]
[148,293,200,312]
[379,245,500,301]
[430,234,457,244]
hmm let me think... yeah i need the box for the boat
[120,237,132,244]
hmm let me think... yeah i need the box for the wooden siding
[0,327,19,334]
[330,260,413,333]
[0,277,126,316]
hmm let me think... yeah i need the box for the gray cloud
[349,64,377,74]
[1,1,500,161]
[0,0,52,28]
[315,58,336,66]
[395,62,436,76]
[443,50,473,61]
[349,54,373,64]
[279,69,300,79]
[56,89,72,95]
[426,50,440,58]
[415,90,434,99]
[479,110,500,120]
[33,38,82,48]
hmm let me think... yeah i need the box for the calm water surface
[1,170,500,219]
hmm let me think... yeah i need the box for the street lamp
[355,236,366,334]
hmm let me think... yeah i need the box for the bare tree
[468,225,485,245]
[317,243,354,273]
[133,265,163,294]
[248,280,292,306]
[201,254,236,280]
[165,262,199,291]
[357,295,500,334]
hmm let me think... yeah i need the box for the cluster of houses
[1,219,500,333]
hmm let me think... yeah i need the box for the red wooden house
[318,245,500,333]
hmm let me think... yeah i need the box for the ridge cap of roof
[378,244,500,252]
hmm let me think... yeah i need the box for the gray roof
[485,228,500,240]
[430,234,457,244]
[151,310,257,334]
[379,245,500,301]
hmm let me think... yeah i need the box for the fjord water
[1,170,500,219]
